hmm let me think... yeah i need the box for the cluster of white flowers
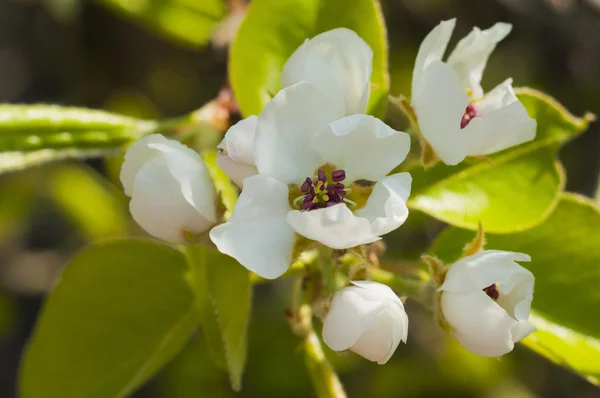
[120,20,536,364]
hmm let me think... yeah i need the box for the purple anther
[483,284,500,301]
[318,169,326,183]
[301,178,312,193]
[460,103,479,129]
[332,169,346,182]
[326,201,338,207]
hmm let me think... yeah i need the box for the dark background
[0,0,599,397]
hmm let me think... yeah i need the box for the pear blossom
[438,250,536,357]
[210,81,412,279]
[120,134,217,243]
[322,281,408,364]
[218,28,373,185]
[411,19,536,165]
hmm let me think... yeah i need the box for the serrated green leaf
[230,0,389,118]
[96,0,227,48]
[0,105,156,173]
[431,194,600,385]
[405,88,592,233]
[20,239,201,398]
[187,245,251,391]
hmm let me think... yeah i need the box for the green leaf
[187,245,251,391]
[46,164,129,240]
[230,0,389,118]
[0,105,156,173]
[96,0,227,49]
[20,239,201,398]
[405,88,593,233]
[431,194,600,385]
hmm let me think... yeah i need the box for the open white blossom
[218,28,373,186]
[412,19,536,165]
[120,134,217,243]
[210,82,411,279]
[438,250,536,357]
[322,281,408,364]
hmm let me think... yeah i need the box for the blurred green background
[0,0,599,397]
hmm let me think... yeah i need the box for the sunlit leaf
[405,88,593,233]
[230,0,388,118]
[431,194,600,385]
[97,0,227,48]
[20,239,201,398]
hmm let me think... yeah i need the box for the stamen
[461,103,479,129]
[483,284,500,301]
[301,178,312,193]
[318,169,326,183]
[296,168,348,211]
[332,169,346,182]
[343,198,357,208]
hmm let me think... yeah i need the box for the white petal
[209,175,296,279]
[354,173,412,236]
[447,23,512,98]
[216,153,258,187]
[442,290,517,357]
[282,28,373,115]
[121,134,200,196]
[412,18,456,100]
[286,204,379,249]
[322,285,385,351]
[217,115,257,165]
[464,80,536,156]
[253,82,344,185]
[510,320,537,343]
[439,250,532,293]
[312,115,411,182]
[412,61,470,165]
[129,154,215,243]
[351,280,403,304]
[350,309,396,364]
[352,281,409,362]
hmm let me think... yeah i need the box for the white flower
[411,19,536,165]
[438,250,536,357]
[120,134,217,243]
[217,116,258,187]
[322,281,408,364]
[210,82,411,279]
[282,28,373,116]
[217,28,373,186]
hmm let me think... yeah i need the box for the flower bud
[217,115,258,186]
[120,134,217,243]
[438,250,536,357]
[322,281,408,364]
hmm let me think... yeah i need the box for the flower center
[460,103,479,128]
[296,168,347,211]
[483,283,500,301]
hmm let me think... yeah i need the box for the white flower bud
[120,134,217,243]
[322,281,408,364]
[438,250,536,357]
[217,115,258,187]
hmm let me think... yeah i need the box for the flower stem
[293,304,347,398]
[319,247,338,295]
[369,267,433,310]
